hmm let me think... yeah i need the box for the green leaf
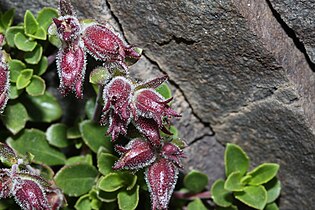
[224,171,244,192]
[79,120,112,153]
[85,98,96,120]
[14,32,37,52]
[46,123,69,148]
[264,178,281,203]
[55,163,98,196]
[211,179,233,207]
[74,194,91,210]
[16,69,33,89]
[24,44,43,64]
[216,206,238,210]
[48,33,62,48]
[7,129,66,165]
[187,199,207,210]
[97,152,118,175]
[27,26,46,40]
[264,202,279,210]
[1,102,28,134]
[247,163,279,186]
[117,185,140,210]
[0,142,18,166]
[37,7,58,31]
[98,173,125,192]
[97,190,118,203]
[155,83,172,99]
[22,91,62,122]
[9,84,23,99]
[26,75,46,96]
[1,9,15,30]
[89,66,110,85]
[24,10,38,36]
[66,154,93,166]
[184,170,209,193]
[125,47,142,66]
[8,59,26,82]
[235,185,267,210]
[225,143,249,177]
[5,26,24,47]
[33,56,48,76]
[67,125,81,139]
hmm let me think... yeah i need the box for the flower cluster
[51,1,185,209]
[48,0,140,98]
[0,143,64,210]
[0,33,9,113]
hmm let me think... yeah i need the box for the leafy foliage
[211,143,281,210]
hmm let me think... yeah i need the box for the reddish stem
[173,191,211,200]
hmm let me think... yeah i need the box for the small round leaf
[117,185,139,210]
[247,163,279,186]
[155,83,172,99]
[98,173,125,192]
[184,170,209,193]
[97,152,118,175]
[264,178,281,203]
[225,143,249,177]
[37,8,58,31]
[16,69,33,89]
[24,10,39,36]
[26,75,46,96]
[187,199,207,210]
[24,44,43,64]
[211,179,233,207]
[14,32,37,52]
[5,26,24,47]
[234,185,267,210]
[46,123,69,148]
[8,59,26,82]
[224,171,244,192]
[1,102,28,134]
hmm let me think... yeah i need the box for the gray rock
[269,0,315,64]
[107,0,315,209]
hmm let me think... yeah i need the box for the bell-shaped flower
[145,158,178,210]
[56,42,86,98]
[0,35,9,113]
[52,16,81,42]
[134,117,162,147]
[113,138,156,170]
[45,187,65,210]
[161,142,185,168]
[82,24,140,71]
[105,112,129,141]
[0,169,12,198]
[12,178,50,210]
[133,89,180,127]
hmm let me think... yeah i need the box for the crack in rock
[156,35,197,46]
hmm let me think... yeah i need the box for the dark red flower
[46,187,65,210]
[12,179,50,210]
[56,43,86,98]
[82,24,140,70]
[0,169,12,198]
[134,117,162,147]
[133,89,180,127]
[161,142,185,168]
[105,112,129,141]
[113,138,156,170]
[145,158,178,210]
[52,16,81,42]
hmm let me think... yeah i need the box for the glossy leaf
[224,171,244,192]
[79,120,112,153]
[264,202,279,210]
[22,91,62,122]
[7,129,66,165]
[24,44,43,64]
[74,194,91,210]
[264,178,281,203]
[55,163,98,196]
[37,7,58,31]
[187,198,207,210]
[8,59,26,82]
[247,163,279,186]
[97,173,125,192]
[5,26,23,47]
[65,154,93,166]
[184,170,209,193]
[225,143,249,177]
[234,186,267,210]
[117,185,139,210]
[211,179,233,207]
[24,10,38,36]
[26,75,46,96]
[97,152,117,175]
[14,32,37,52]
[46,123,69,148]
[16,69,33,89]
[1,102,28,134]
[155,82,172,99]
[1,9,15,30]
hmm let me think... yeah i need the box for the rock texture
[269,0,315,64]
[1,0,315,209]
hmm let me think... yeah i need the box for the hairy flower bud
[0,43,9,113]
[46,187,65,210]
[145,158,178,210]
[113,139,156,170]
[133,89,180,127]
[134,117,162,147]
[57,43,86,98]
[12,179,50,210]
[161,142,185,168]
[106,112,129,141]
[53,16,81,42]
[0,169,12,198]
[82,24,140,70]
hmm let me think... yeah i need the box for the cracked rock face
[1,0,315,209]
[269,0,315,64]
